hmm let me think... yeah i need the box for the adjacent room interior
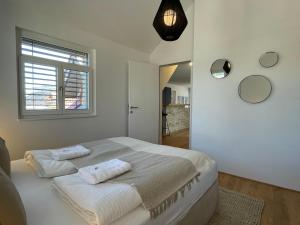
[160,62,191,149]
[0,0,300,225]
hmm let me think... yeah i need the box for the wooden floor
[161,130,300,225]
[219,172,300,225]
[162,128,189,149]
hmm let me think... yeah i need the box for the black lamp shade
[153,0,188,41]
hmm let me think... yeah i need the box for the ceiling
[168,62,191,85]
[9,0,193,53]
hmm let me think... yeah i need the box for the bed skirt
[178,181,219,225]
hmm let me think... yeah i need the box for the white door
[128,61,159,143]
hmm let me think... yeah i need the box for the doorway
[159,61,192,149]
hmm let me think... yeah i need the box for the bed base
[178,181,219,225]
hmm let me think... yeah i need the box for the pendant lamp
[153,0,188,41]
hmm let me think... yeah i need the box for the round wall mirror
[259,52,279,68]
[210,59,231,79]
[238,75,272,104]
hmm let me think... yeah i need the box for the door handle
[130,106,139,109]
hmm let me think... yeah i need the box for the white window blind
[18,30,94,119]
[21,38,89,66]
[24,62,58,110]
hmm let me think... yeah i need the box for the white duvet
[52,137,213,225]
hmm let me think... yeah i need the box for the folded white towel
[78,159,131,185]
[24,151,77,178]
[51,145,91,161]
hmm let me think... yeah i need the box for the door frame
[159,60,193,148]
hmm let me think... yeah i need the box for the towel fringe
[149,173,200,219]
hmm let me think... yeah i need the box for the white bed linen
[53,175,142,225]
[12,139,217,225]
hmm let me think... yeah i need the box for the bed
[10,137,218,225]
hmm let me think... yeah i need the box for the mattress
[11,140,217,225]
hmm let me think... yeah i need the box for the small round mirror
[210,59,231,79]
[239,75,272,104]
[259,52,279,68]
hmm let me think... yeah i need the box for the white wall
[0,0,149,159]
[150,4,194,65]
[192,0,300,191]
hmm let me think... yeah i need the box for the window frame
[17,28,96,120]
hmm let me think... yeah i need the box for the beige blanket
[70,139,200,217]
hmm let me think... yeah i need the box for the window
[18,29,95,119]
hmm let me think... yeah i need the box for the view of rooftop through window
[64,69,89,110]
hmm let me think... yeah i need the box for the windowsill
[18,112,97,121]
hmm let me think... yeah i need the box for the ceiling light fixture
[153,0,188,41]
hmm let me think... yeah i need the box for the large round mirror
[259,52,279,68]
[210,59,231,79]
[239,75,272,104]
